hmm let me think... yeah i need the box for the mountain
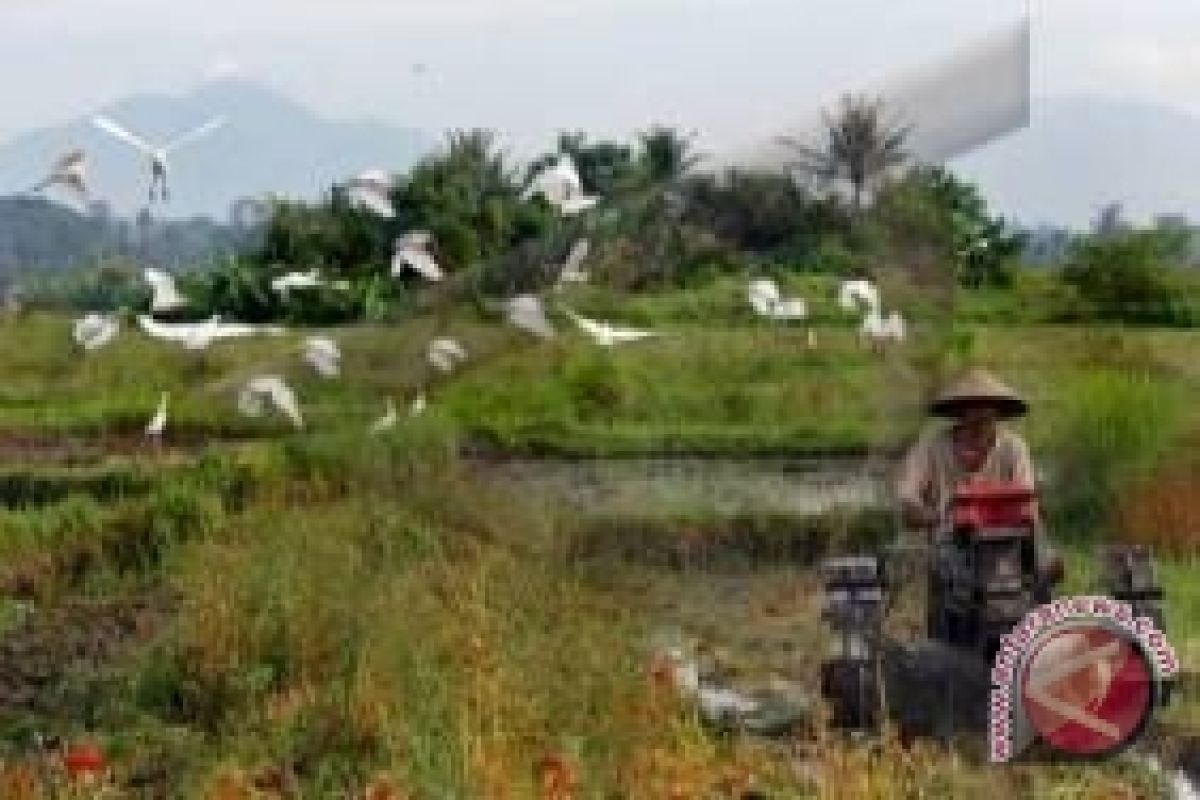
[954,96,1200,229]
[0,79,433,221]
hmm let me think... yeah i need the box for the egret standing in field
[93,114,226,203]
[73,313,119,351]
[143,268,187,314]
[345,170,396,218]
[747,279,807,321]
[238,375,304,429]
[303,336,341,378]
[504,295,556,339]
[427,337,468,374]
[30,150,89,209]
[392,231,443,281]
[838,279,880,314]
[564,310,657,347]
[145,392,169,439]
[522,154,599,216]
[409,393,428,417]
[370,398,398,434]
[555,239,591,288]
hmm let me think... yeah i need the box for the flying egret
[370,398,398,434]
[392,231,443,281]
[747,279,807,321]
[271,269,347,295]
[555,239,591,288]
[92,114,226,203]
[522,154,599,216]
[345,170,395,218]
[839,279,880,313]
[504,295,556,339]
[145,392,169,438]
[137,315,285,351]
[143,268,187,313]
[73,313,119,351]
[303,336,341,378]
[238,375,304,429]
[564,310,657,347]
[30,150,89,207]
[427,337,468,374]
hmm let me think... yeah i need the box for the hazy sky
[3,0,1199,156]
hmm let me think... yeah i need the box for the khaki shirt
[895,422,1037,528]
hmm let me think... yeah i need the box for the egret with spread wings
[92,114,227,203]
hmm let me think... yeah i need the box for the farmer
[895,368,1061,580]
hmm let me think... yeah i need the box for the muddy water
[476,455,893,518]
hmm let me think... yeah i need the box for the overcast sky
[3,0,1199,156]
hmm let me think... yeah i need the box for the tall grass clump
[1044,368,1185,541]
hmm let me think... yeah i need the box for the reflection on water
[477,456,891,517]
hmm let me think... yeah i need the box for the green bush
[1061,231,1189,325]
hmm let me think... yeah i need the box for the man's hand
[901,500,939,530]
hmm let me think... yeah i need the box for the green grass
[0,301,1196,796]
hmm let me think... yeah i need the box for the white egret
[137,315,285,351]
[861,307,906,349]
[370,398,398,434]
[522,154,599,216]
[303,336,341,378]
[427,337,468,374]
[73,313,119,351]
[271,270,347,295]
[504,295,556,339]
[747,279,807,321]
[92,114,226,203]
[555,239,591,287]
[143,268,187,313]
[565,310,656,347]
[345,170,395,218]
[410,393,427,417]
[30,150,89,206]
[145,392,169,438]
[392,231,443,281]
[238,375,304,429]
[839,279,880,314]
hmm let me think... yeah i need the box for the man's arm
[896,430,938,529]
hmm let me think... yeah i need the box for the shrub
[1061,230,1188,324]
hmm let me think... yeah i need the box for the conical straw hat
[929,368,1027,419]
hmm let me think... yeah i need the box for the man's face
[958,404,998,435]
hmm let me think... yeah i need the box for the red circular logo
[1020,623,1154,756]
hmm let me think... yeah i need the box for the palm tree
[637,126,703,186]
[780,94,910,212]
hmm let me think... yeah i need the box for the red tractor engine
[929,479,1046,658]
